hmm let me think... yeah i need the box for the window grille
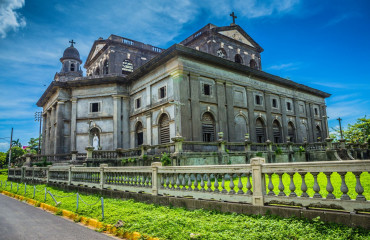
[202,113,215,142]
[159,114,170,144]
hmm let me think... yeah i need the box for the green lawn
[0,172,369,240]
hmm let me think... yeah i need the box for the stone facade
[37,23,330,155]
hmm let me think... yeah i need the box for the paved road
[0,194,114,240]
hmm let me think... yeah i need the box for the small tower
[55,40,83,81]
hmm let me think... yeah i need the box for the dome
[60,42,82,63]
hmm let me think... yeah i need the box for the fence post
[151,162,162,195]
[244,134,251,152]
[251,157,265,206]
[68,165,72,185]
[217,132,225,152]
[46,166,51,184]
[325,138,334,150]
[32,166,35,181]
[100,164,108,189]
[85,146,94,159]
[21,166,26,182]
[172,137,184,154]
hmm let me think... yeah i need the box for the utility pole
[35,111,42,154]
[8,128,13,167]
[337,117,343,140]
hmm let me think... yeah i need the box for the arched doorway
[235,54,243,64]
[202,112,215,142]
[135,122,144,147]
[235,115,248,142]
[256,118,266,143]
[272,120,282,143]
[288,122,296,142]
[250,59,257,69]
[159,114,170,144]
[315,125,322,142]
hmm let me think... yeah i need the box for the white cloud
[0,0,26,38]
[0,142,9,152]
[266,62,301,71]
[234,0,300,18]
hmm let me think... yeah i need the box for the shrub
[160,152,171,166]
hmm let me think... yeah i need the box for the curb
[1,190,159,240]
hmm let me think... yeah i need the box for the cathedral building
[37,20,330,155]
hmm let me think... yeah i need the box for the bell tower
[55,40,83,81]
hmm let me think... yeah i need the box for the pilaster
[280,97,288,142]
[246,88,256,142]
[190,73,201,141]
[112,95,122,149]
[70,98,77,151]
[216,80,228,140]
[293,98,302,143]
[265,94,273,141]
[55,101,65,154]
[225,82,234,141]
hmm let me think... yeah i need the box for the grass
[0,172,369,240]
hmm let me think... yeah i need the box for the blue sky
[0,0,369,151]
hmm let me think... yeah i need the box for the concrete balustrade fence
[7,159,370,213]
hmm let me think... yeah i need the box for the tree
[0,152,6,168]
[12,139,22,147]
[6,146,26,164]
[343,116,370,144]
[28,137,40,154]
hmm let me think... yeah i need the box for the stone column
[50,105,56,154]
[121,96,130,149]
[216,80,228,139]
[251,157,265,206]
[190,73,201,141]
[280,97,288,142]
[45,110,50,155]
[151,162,162,195]
[293,98,302,143]
[146,112,152,145]
[305,102,313,142]
[55,101,65,154]
[112,95,122,149]
[41,113,47,154]
[225,82,234,141]
[70,98,77,151]
[265,94,273,141]
[321,105,329,139]
[246,88,256,142]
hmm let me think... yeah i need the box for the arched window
[288,122,296,143]
[122,59,133,74]
[216,48,227,58]
[135,122,144,147]
[250,59,257,69]
[315,125,322,142]
[235,54,243,64]
[70,63,75,72]
[159,114,170,144]
[256,118,266,143]
[202,112,215,142]
[235,115,248,142]
[95,67,100,75]
[103,60,109,74]
[272,120,282,143]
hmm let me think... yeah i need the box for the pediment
[218,29,256,48]
[91,43,105,59]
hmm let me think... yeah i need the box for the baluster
[288,172,297,197]
[214,174,219,193]
[325,172,335,199]
[229,174,235,194]
[267,173,275,196]
[122,174,126,185]
[221,174,227,194]
[277,173,285,196]
[187,174,192,191]
[207,174,212,192]
[353,172,366,201]
[160,174,164,189]
[300,173,309,197]
[181,174,186,191]
[145,174,150,188]
[176,174,181,190]
[149,174,152,187]
[312,172,322,198]
[166,174,170,189]
[200,174,205,192]
[171,174,175,190]
[140,174,144,187]
[246,173,252,195]
[339,172,350,200]
[235,174,243,194]
[194,174,199,191]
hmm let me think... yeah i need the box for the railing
[92,151,117,159]
[8,159,370,213]
[182,141,218,152]
[147,143,176,155]
[250,143,268,152]
[225,143,245,152]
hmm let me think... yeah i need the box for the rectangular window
[90,102,100,113]
[135,98,141,109]
[255,95,262,105]
[272,99,277,108]
[203,84,211,96]
[287,102,292,111]
[159,86,166,99]
[314,108,319,116]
